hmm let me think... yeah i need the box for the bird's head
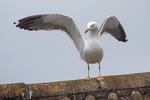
[85,21,98,33]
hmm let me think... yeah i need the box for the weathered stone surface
[0,72,150,100]
[107,93,118,100]
[85,95,96,100]
[120,97,129,100]
[130,91,142,100]
[59,97,71,100]
[0,83,25,98]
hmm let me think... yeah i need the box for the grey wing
[14,14,85,54]
[99,16,128,42]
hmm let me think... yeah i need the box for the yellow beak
[85,28,89,33]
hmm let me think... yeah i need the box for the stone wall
[0,72,150,100]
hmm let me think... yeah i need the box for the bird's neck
[88,30,99,40]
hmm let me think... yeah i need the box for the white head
[85,21,99,33]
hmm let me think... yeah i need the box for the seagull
[14,14,127,81]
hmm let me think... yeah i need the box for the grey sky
[0,0,150,84]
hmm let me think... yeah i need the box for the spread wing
[99,16,128,42]
[14,14,85,54]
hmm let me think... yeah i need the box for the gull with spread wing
[14,14,127,81]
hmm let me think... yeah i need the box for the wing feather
[99,16,128,42]
[14,14,85,54]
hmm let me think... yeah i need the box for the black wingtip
[13,21,19,27]
[13,22,16,24]
[122,38,128,42]
[16,24,20,27]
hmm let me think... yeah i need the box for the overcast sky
[0,0,150,84]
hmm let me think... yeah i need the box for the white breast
[83,38,103,64]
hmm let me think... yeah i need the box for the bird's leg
[88,64,90,78]
[98,62,101,76]
[85,64,91,80]
[96,62,104,81]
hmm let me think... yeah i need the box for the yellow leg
[96,63,104,81]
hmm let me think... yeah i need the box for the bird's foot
[85,76,91,80]
[96,76,104,81]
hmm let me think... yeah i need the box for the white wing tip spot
[125,37,128,41]
[13,21,19,25]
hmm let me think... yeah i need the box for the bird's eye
[91,24,94,27]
